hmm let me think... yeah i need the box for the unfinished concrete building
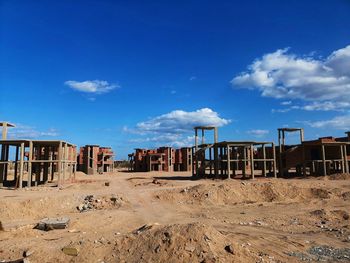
[277,128,350,176]
[129,147,192,172]
[192,126,277,179]
[0,139,77,188]
[77,145,114,175]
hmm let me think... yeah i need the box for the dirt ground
[0,171,350,263]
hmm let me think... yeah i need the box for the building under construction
[277,128,350,177]
[77,145,114,175]
[128,147,192,172]
[192,126,277,179]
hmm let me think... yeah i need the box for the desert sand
[0,171,350,262]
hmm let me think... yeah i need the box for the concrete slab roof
[0,122,15,127]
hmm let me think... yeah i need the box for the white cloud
[130,135,195,148]
[231,45,350,111]
[305,115,350,130]
[7,125,59,139]
[65,80,118,94]
[127,108,230,147]
[281,101,292,106]
[136,108,230,134]
[247,129,269,137]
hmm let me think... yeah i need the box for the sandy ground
[0,171,350,262]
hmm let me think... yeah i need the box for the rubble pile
[77,194,125,212]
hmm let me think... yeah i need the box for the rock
[35,217,70,231]
[62,246,79,256]
[225,244,234,254]
[23,250,34,257]
[0,220,3,231]
[185,244,196,252]
[132,224,153,235]
[105,182,110,186]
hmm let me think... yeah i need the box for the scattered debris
[308,245,350,261]
[287,245,350,261]
[133,223,159,235]
[77,194,125,212]
[35,217,70,231]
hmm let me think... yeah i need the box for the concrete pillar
[242,147,246,178]
[28,141,33,187]
[250,145,255,179]
[344,144,349,173]
[2,124,7,140]
[227,145,231,179]
[57,142,62,186]
[340,145,345,173]
[321,145,327,176]
[19,143,25,188]
[262,144,266,177]
[14,146,19,183]
[272,143,277,178]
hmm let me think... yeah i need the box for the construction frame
[0,140,77,188]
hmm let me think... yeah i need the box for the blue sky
[1,0,350,159]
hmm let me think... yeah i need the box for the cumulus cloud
[135,108,230,134]
[127,108,230,147]
[305,115,350,130]
[231,45,350,111]
[65,80,118,94]
[7,125,59,139]
[247,129,269,138]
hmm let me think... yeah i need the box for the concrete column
[340,145,345,173]
[250,145,255,179]
[321,145,327,176]
[242,147,246,178]
[14,146,19,184]
[262,144,266,177]
[227,145,231,179]
[201,129,205,145]
[300,129,304,142]
[209,147,212,176]
[272,143,277,178]
[19,143,25,188]
[302,144,306,176]
[57,142,62,186]
[2,124,7,140]
[28,141,33,187]
[344,144,349,173]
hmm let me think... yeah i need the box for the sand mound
[156,181,338,205]
[326,173,350,180]
[109,223,256,263]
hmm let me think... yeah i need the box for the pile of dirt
[326,173,350,180]
[156,181,338,205]
[77,194,127,212]
[108,223,256,263]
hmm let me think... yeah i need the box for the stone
[23,249,34,257]
[225,244,234,254]
[105,182,110,186]
[35,217,70,231]
[185,244,196,252]
[62,246,79,256]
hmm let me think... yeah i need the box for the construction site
[1,120,350,263]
